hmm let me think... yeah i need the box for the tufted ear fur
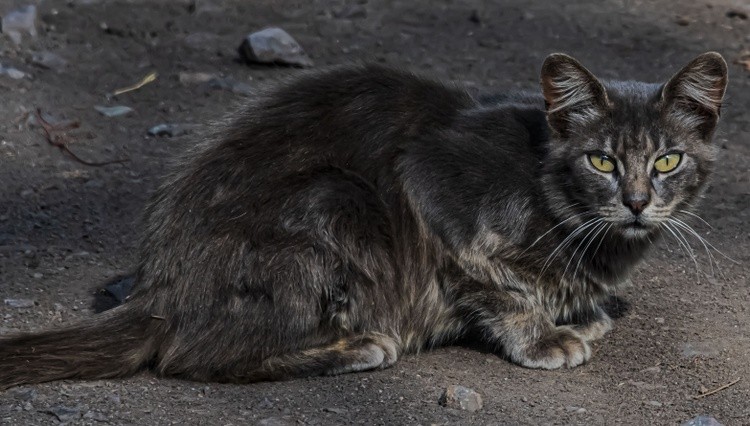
[661,52,728,139]
[540,53,609,137]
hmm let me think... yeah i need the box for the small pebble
[95,105,133,117]
[83,410,108,422]
[11,388,37,401]
[681,342,719,359]
[31,51,68,72]
[438,385,483,412]
[238,27,313,67]
[1,5,38,44]
[4,298,35,308]
[208,77,254,96]
[256,417,297,426]
[0,65,27,80]
[726,9,748,20]
[682,416,723,426]
[178,71,216,85]
[148,123,195,137]
[45,405,81,422]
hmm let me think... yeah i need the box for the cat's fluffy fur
[0,53,727,388]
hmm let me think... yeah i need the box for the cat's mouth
[620,218,654,238]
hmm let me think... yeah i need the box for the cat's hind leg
[215,332,399,383]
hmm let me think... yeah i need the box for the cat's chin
[619,223,653,240]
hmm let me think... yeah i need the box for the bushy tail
[0,307,156,390]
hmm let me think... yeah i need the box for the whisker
[570,221,609,284]
[522,208,589,254]
[561,219,604,281]
[662,221,701,281]
[537,216,600,280]
[678,209,713,229]
[670,218,738,264]
[668,220,705,280]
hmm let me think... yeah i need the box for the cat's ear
[660,52,728,139]
[540,53,609,137]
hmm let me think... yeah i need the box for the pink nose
[623,194,649,215]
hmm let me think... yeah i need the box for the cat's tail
[0,306,158,390]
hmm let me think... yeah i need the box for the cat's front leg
[570,306,613,342]
[455,282,591,369]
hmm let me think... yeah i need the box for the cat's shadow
[601,296,630,320]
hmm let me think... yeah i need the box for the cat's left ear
[661,52,728,139]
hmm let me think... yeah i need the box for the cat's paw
[573,313,613,342]
[512,326,591,369]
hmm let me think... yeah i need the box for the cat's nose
[623,194,650,215]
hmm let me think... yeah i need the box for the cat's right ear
[540,54,609,137]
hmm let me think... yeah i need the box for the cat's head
[540,52,728,239]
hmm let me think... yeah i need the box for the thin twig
[113,71,158,96]
[35,108,129,166]
[150,315,166,320]
[693,378,741,399]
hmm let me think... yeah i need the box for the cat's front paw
[573,313,613,342]
[512,326,591,369]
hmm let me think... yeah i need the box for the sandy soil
[0,0,748,424]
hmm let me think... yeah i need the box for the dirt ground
[0,0,748,424]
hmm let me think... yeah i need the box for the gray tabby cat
[0,52,727,388]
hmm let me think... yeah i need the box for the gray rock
[438,385,483,412]
[148,123,196,137]
[1,5,37,44]
[95,105,134,117]
[45,405,81,422]
[238,27,313,67]
[565,405,587,413]
[4,298,35,308]
[681,415,723,426]
[31,51,68,72]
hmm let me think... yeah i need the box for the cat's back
[205,64,475,173]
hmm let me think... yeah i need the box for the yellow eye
[588,154,616,173]
[653,153,682,173]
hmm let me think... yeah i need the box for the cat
[0,52,727,388]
